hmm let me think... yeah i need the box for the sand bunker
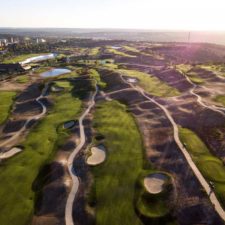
[144,173,167,194]
[87,145,106,166]
[0,147,22,160]
[127,78,138,83]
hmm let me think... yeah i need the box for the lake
[41,68,71,78]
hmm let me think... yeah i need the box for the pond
[20,53,57,64]
[41,68,71,78]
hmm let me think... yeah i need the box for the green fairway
[106,47,136,58]
[0,91,16,125]
[91,100,143,225]
[119,69,180,97]
[214,95,225,107]
[89,101,174,224]
[15,75,30,84]
[3,53,47,63]
[88,69,106,89]
[0,81,82,225]
[179,127,225,208]
[186,72,205,84]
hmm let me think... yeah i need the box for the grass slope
[3,54,47,63]
[0,91,16,125]
[179,127,225,208]
[0,81,82,225]
[91,100,143,225]
[119,69,180,97]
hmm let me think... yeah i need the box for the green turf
[89,47,100,56]
[106,47,136,58]
[179,127,225,208]
[15,75,30,84]
[91,100,143,225]
[0,81,82,225]
[0,91,16,125]
[214,95,225,107]
[123,46,140,53]
[119,69,180,97]
[89,100,175,224]
[88,69,106,89]
[3,53,48,64]
[186,72,205,84]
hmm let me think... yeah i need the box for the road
[119,74,225,221]
[65,82,98,225]
[0,83,49,149]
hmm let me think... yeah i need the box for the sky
[1,0,225,31]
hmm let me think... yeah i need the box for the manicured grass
[214,95,225,107]
[3,53,47,63]
[200,65,225,77]
[0,81,82,225]
[106,47,136,58]
[179,127,225,208]
[0,91,16,125]
[90,101,175,224]
[123,46,140,53]
[15,75,30,84]
[88,69,106,89]
[89,47,100,56]
[186,72,204,84]
[119,69,180,97]
[91,101,143,225]
[176,64,192,73]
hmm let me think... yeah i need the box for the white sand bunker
[87,145,106,166]
[0,147,22,160]
[144,173,168,194]
[127,78,138,83]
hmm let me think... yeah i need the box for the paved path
[181,71,225,117]
[0,83,49,148]
[65,82,98,225]
[120,74,225,221]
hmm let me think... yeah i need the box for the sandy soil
[144,173,167,194]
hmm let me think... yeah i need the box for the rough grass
[3,53,47,63]
[91,100,143,225]
[119,69,180,97]
[0,81,82,225]
[0,91,16,125]
[179,127,225,208]
[214,95,225,107]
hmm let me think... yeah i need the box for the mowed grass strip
[0,91,16,125]
[214,95,225,107]
[0,81,82,225]
[179,127,225,208]
[119,69,180,97]
[92,101,143,225]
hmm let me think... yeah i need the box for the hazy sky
[1,0,225,31]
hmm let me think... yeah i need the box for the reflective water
[41,68,71,78]
[20,53,56,64]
